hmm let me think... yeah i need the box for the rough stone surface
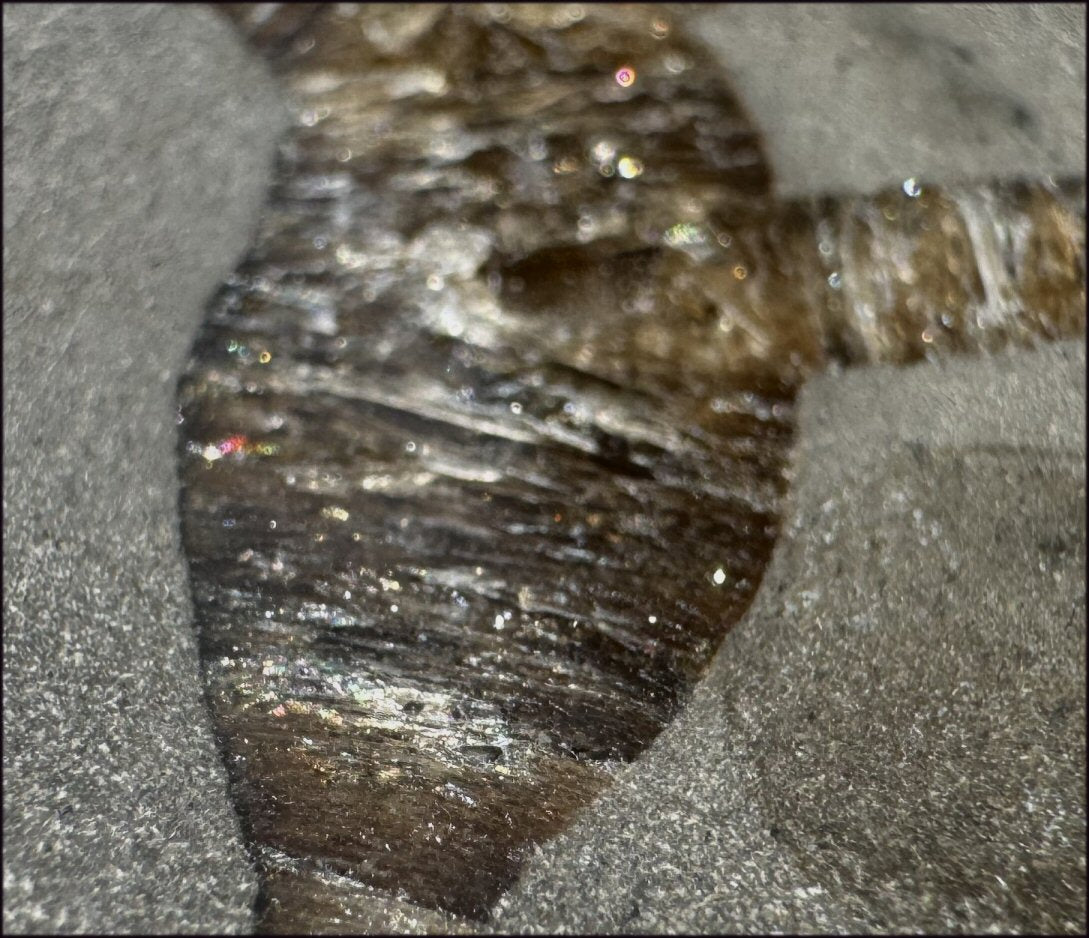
[2,2,1084,934]
[491,340,1087,934]
[3,4,287,933]
[687,2,1086,198]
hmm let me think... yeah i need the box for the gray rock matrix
[4,5,287,933]
[3,2,1084,933]
[491,340,1087,934]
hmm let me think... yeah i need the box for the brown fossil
[178,4,1086,931]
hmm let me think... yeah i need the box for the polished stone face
[178,3,1085,930]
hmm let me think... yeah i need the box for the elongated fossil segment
[180,3,1086,930]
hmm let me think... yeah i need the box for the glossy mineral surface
[178,3,1086,930]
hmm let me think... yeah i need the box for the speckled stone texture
[490,339,1086,934]
[3,4,287,933]
[2,2,1085,934]
[686,2,1086,198]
